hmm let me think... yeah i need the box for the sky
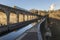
[0,0,60,10]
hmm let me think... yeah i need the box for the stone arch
[28,15,31,20]
[25,15,28,21]
[0,9,7,25]
[10,12,17,24]
[19,13,24,22]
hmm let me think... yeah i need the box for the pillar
[27,15,28,21]
[16,12,19,23]
[23,14,25,21]
[5,11,10,25]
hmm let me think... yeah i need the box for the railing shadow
[48,17,60,40]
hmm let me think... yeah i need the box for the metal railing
[0,16,47,40]
[0,4,42,35]
[0,4,48,40]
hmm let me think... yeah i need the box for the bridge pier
[5,11,10,25]
[23,14,25,21]
[27,15,28,21]
[16,12,19,23]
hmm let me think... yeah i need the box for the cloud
[49,4,56,10]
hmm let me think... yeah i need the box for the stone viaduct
[0,4,39,26]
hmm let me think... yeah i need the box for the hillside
[49,10,60,20]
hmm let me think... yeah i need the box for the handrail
[37,18,46,40]
[0,18,40,35]
[0,23,36,40]
[0,17,47,40]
